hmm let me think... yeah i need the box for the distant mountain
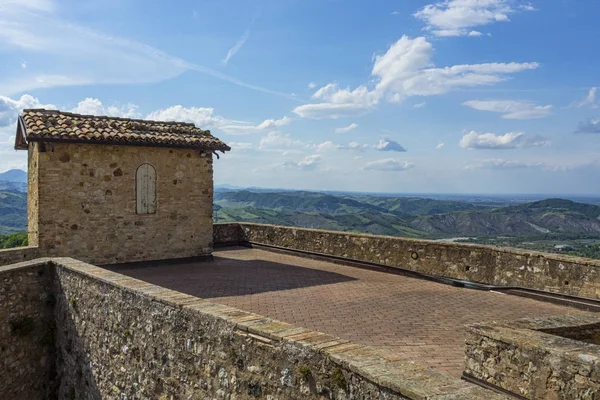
[0,169,27,183]
[0,181,27,193]
[215,190,600,238]
[411,199,600,236]
[0,190,27,234]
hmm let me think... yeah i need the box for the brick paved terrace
[107,246,587,377]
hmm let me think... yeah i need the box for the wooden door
[136,164,156,214]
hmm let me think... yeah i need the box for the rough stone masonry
[1,258,506,400]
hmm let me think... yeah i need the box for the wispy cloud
[334,123,358,134]
[459,131,550,150]
[221,28,251,66]
[570,87,599,109]
[414,0,536,37]
[0,2,294,100]
[462,99,553,119]
[364,158,414,171]
[220,116,292,135]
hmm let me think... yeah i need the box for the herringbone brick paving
[111,247,587,377]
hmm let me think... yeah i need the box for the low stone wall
[213,222,244,246]
[213,223,600,299]
[0,246,39,266]
[1,257,505,400]
[0,260,56,399]
[465,314,600,399]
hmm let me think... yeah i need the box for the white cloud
[571,87,598,109]
[348,141,370,151]
[459,130,549,149]
[294,83,379,119]
[294,36,539,119]
[221,28,251,66]
[220,116,292,135]
[308,82,317,89]
[258,131,305,150]
[364,158,414,171]
[414,0,536,37]
[20,61,27,69]
[297,154,322,169]
[575,119,600,134]
[335,123,358,134]
[462,99,552,119]
[413,102,426,108]
[146,105,235,129]
[71,98,139,118]
[468,30,483,37]
[315,141,338,153]
[0,94,55,127]
[436,142,445,149]
[375,138,407,152]
[314,140,370,153]
[227,142,253,150]
[0,1,291,98]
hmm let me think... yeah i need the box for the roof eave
[26,136,231,153]
[14,116,28,150]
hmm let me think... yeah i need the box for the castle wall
[214,223,600,299]
[465,314,600,399]
[33,142,214,265]
[0,246,39,266]
[0,261,56,399]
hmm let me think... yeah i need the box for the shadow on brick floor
[105,255,358,298]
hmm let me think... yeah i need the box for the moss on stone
[331,368,346,390]
[298,365,312,382]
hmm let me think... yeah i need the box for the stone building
[14,109,230,265]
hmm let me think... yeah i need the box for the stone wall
[0,260,56,398]
[30,142,214,265]
[213,223,600,299]
[1,257,505,399]
[0,246,39,266]
[465,314,600,399]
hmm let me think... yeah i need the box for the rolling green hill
[0,190,27,234]
[215,191,600,238]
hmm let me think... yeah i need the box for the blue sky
[1,0,599,195]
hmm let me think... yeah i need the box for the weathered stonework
[29,142,214,265]
[1,258,507,399]
[465,314,600,399]
[0,246,39,266]
[0,260,56,398]
[213,223,600,299]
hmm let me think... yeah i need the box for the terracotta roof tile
[19,109,230,152]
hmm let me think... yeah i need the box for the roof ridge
[22,108,198,127]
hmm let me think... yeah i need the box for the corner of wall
[27,142,39,248]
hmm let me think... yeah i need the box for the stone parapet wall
[465,315,600,399]
[0,260,56,398]
[213,222,244,246]
[0,246,39,266]
[213,223,600,299]
[1,257,505,399]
